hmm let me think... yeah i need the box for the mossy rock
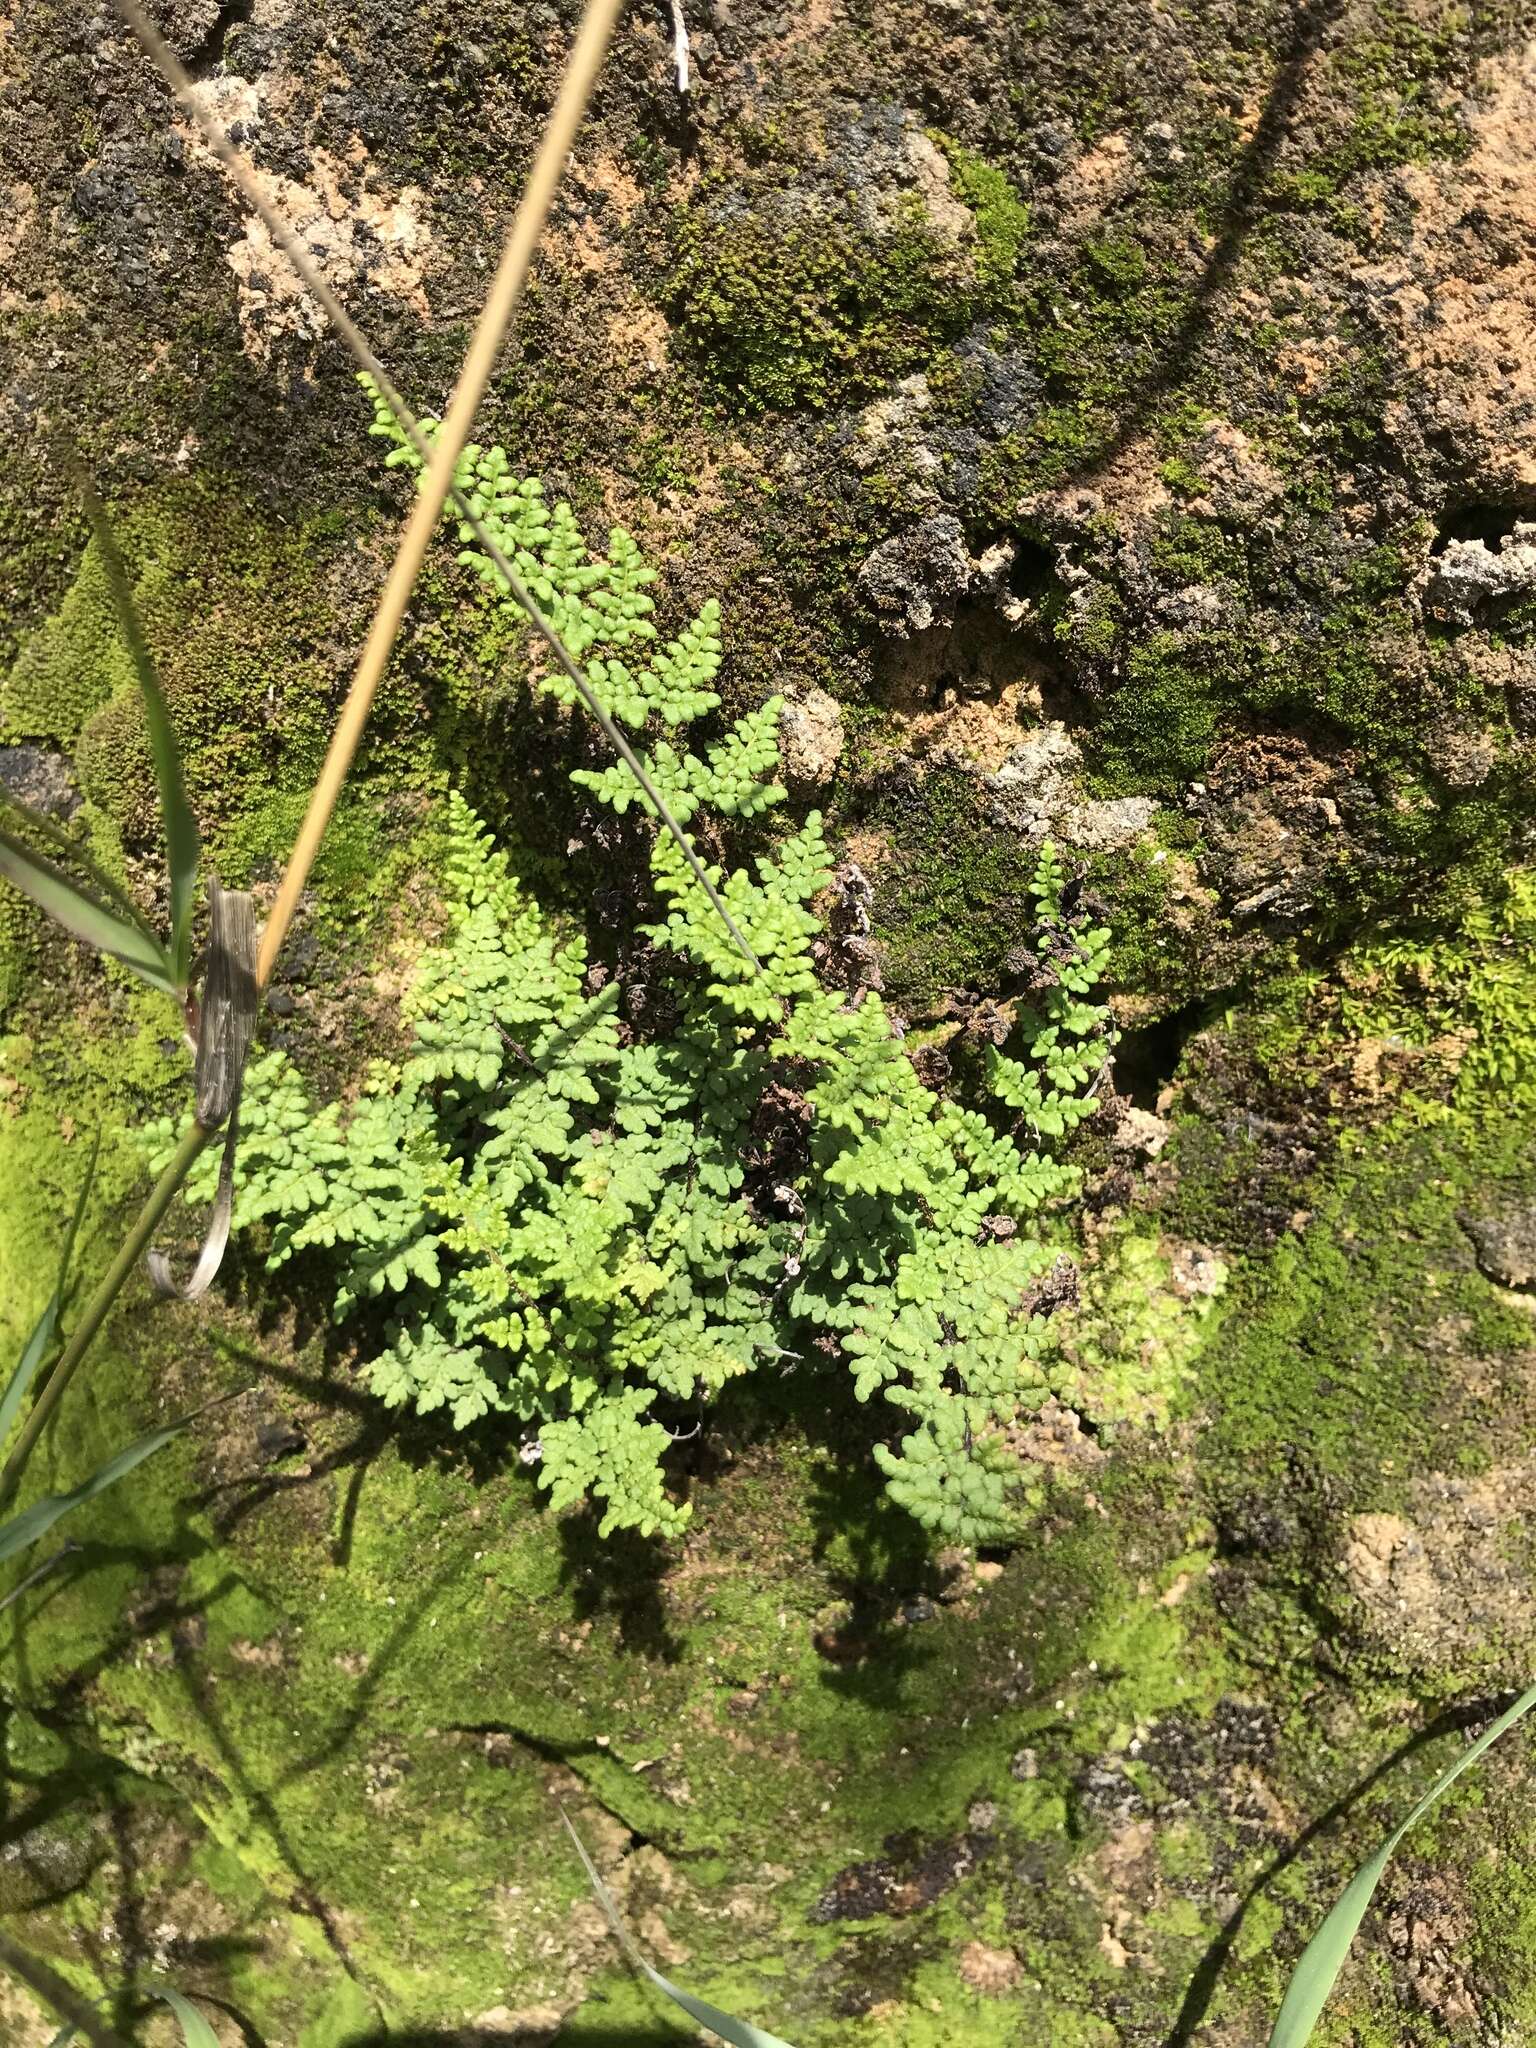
[3,538,133,749]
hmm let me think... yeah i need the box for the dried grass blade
[248,0,628,993]
[192,878,256,1127]
[145,1114,239,1301]
[148,878,256,1298]
[113,0,760,974]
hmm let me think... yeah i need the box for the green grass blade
[0,1133,101,1477]
[154,1987,220,2047]
[561,1809,798,2048]
[0,1300,61,1455]
[0,788,161,942]
[0,1411,197,1565]
[0,1544,79,1617]
[630,1968,799,2048]
[80,483,201,989]
[1270,1679,1536,2046]
[42,1986,217,2048]
[54,1128,102,1313]
[0,826,177,995]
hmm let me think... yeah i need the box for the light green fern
[151,386,1114,1542]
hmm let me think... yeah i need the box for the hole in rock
[1433,501,1536,553]
[186,0,256,79]
[1111,996,1209,1111]
[1006,533,1057,607]
[876,596,1041,714]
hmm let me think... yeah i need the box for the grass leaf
[1269,1679,1536,2046]
[0,1132,101,1514]
[561,1808,799,2048]
[79,482,201,988]
[36,1985,215,2048]
[0,787,162,941]
[154,1987,220,2047]
[0,1544,80,1617]
[54,1128,102,1313]
[0,1301,62,1456]
[0,1131,97,1454]
[0,1410,198,1566]
[0,825,177,995]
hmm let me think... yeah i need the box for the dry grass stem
[114,0,758,971]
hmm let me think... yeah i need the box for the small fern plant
[151,380,1113,1543]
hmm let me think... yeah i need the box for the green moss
[980,232,1192,500]
[866,763,1046,1008]
[1051,578,1124,661]
[0,882,36,1022]
[670,176,977,413]
[1060,1227,1225,1431]
[1082,232,1147,293]
[1148,516,1248,588]
[1465,1807,1536,2032]
[929,135,1031,292]
[1159,454,1207,497]
[1267,3,1477,212]
[1,976,1252,2041]
[2,536,133,746]
[1081,837,1221,1010]
[1182,1101,1536,1659]
[1088,631,1222,794]
[2,481,352,845]
[15,868,1536,2042]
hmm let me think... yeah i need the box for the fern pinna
[157,378,1114,1543]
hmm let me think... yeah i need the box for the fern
[151,393,1115,1542]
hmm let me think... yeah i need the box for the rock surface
[8,0,1536,2042]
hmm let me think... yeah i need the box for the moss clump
[1193,1119,1536,1494]
[1081,836,1221,1011]
[0,882,36,1022]
[979,228,1192,500]
[1,481,352,854]
[2,536,133,746]
[866,763,1048,1009]
[929,135,1031,293]
[671,182,976,414]
[1061,1228,1225,1431]
[1267,3,1479,213]
[1089,631,1225,794]
[864,768,1221,1022]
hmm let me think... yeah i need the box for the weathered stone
[0,744,79,818]
[1461,1207,1536,1289]
[778,686,845,788]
